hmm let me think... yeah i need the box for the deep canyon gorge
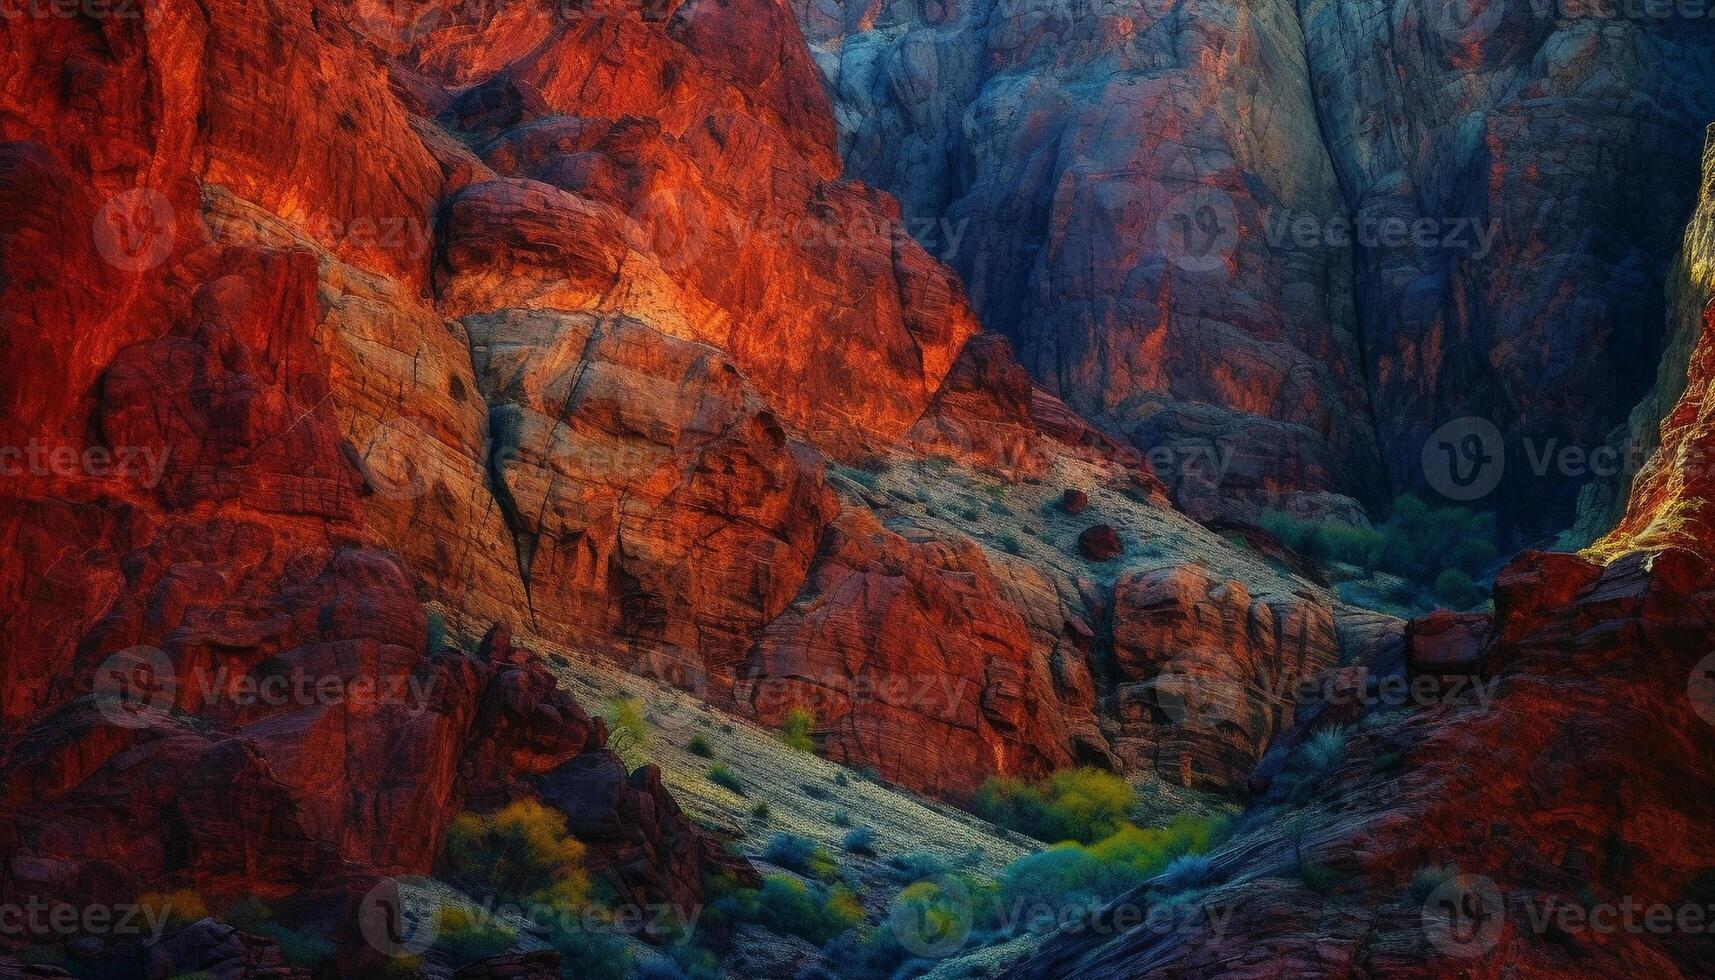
[1,0,1714,977]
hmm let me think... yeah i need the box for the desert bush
[1298,729,1347,772]
[711,875,863,944]
[442,799,590,908]
[972,768,1134,844]
[433,907,515,970]
[707,763,744,795]
[254,922,335,967]
[1433,569,1483,608]
[780,706,816,753]
[686,734,714,758]
[843,826,878,856]
[1153,853,1216,893]
[763,832,840,880]
[1259,494,1498,608]
[546,920,631,980]
[886,851,953,881]
[603,695,650,769]
[220,896,273,932]
[997,814,1228,913]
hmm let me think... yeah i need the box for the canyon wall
[794,0,1715,534]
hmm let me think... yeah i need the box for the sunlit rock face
[1578,126,1715,552]
[795,0,1715,534]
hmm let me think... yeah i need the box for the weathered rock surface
[1010,547,1715,979]
[797,0,1715,533]
[741,508,1080,798]
[1107,563,1338,793]
[796,0,1387,522]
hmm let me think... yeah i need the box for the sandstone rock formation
[795,0,1715,534]
[795,0,1388,522]
[1004,145,1715,979]
[1008,547,1715,979]
[1108,563,1338,793]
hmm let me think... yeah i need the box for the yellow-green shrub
[442,799,591,908]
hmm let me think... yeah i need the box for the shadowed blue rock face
[792,0,1715,538]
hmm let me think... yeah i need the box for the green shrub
[603,696,650,769]
[711,875,863,944]
[220,895,273,932]
[997,814,1228,912]
[1433,569,1483,609]
[686,734,714,758]
[1153,853,1216,893]
[707,763,744,795]
[1298,729,1347,773]
[971,768,1135,844]
[780,706,816,753]
[253,922,335,967]
[1260,494,1499,609]
[433,907,515,970]
[999,534,1024,556]
[832,809,852,827]
[772,877,864,943]
[763,832,840,880]
[886,852,953,881]
[442,799,591,907]
[751,801,771,822]
[843,826,878,856]
[547,920,631,980]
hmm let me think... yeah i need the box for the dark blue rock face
[793,0,1715,536]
